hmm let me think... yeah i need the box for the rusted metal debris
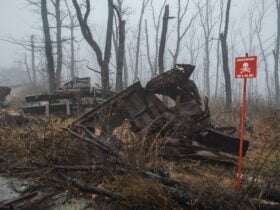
[67,64,249,164]
[22,77,114,116]
[0,86,11,108]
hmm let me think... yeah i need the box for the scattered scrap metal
[22,77,114,116]
[68,64,249,164]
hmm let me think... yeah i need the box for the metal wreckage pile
[67,64,249,164]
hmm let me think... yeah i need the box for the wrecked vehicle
[68,64,249,164]
[22,77,114,116]
[0,86,11,107]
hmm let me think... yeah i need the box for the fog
[0,0,278,100]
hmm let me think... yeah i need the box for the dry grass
[0,103,279,209]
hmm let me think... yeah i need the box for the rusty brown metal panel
[146,64,195,100]
[74,82,165,133]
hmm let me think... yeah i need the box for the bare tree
[53,0,63,87]
[185,23,200,66]
[196,0,216,98]
[255,0,272,102]
[158,5,171,74]
[23,54,33,84]
[123,50,128,87]
[30,35,37,87]
[119,0,129,88]
[72,0,114,91]
[229,24,240,102]
[171,0,198,66]
[220,0,232,111]
[273,0,280,105]
[133,0,150,82]
[112,0,129,88]
[113,4,126,91]
[214,0,224,99]
[4,35,40,88]
[240,7,257,104]
[25,0,63,90]
[65,0,76,80]
[41,0,56,92]
[144,19,154,78]
[148,0,167,76]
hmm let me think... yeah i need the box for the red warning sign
[235,56,257,78]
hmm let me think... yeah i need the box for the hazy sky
[0,0,33,67]
[0,0,277,94]
[1,0,274,68]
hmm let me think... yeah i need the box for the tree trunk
[172,0,196,66]
[173,0,181,66]
[145,19,155,78]
[116,19,125,91]
[215,0,224,99]
[101,64,110,91]
[102,0,114,91]
[151,0,166,75]
[220,0,232,111]
[214,39,221,99]
[41,0,56,92]
[205,1,210,98]
[31,35,36,87]
[256,26,271,102]
[123,50,128,87]
[198,0,211,98]
[24,54,32,84]
[115,0,128,88]
[55,0,63,88]
[72,0,113,92]
[205,37,210,98]
[274,0,280,105]
[133,0,149,82]
[112,17,119,72]
[158,5,169,74]
[65,0,75,80]
[220,33,232,111]
[70,19,75,80]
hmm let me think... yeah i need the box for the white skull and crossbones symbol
[241,62,250,73]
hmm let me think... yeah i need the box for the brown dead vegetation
[0,107,279,209]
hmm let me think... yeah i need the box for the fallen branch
[54,163,185,187]
[54,164,104,171]
[0,191,37,206]
[63,127,109,152]
[64,126,126,162]
[251,186,280,203]
[59,171,123,200]
[250,198,280,209]
[136,168,183,187]
[10,166,40,171]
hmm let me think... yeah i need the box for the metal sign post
[234,53,257,190]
